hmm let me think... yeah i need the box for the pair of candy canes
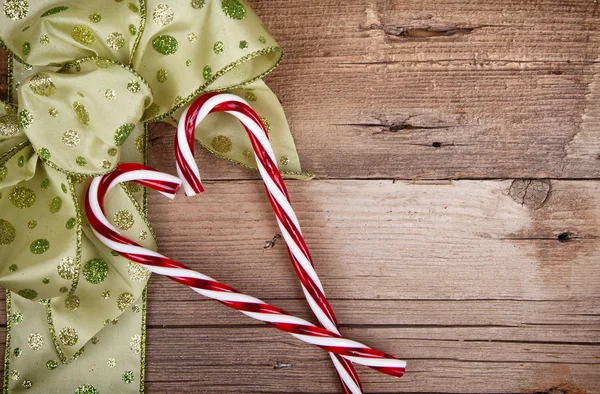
[85,93,406,393]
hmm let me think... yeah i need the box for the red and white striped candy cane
[85,163,406,380]
[175,93,400,392]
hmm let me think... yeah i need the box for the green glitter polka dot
[19,109,33,128]
[122,370,134,383]
[22,41,30,55]
[0,219,16,244]
[41,6,68,17]
[83,259,108,284]
[142,103,160,120]
[156,69,168,83]
[152,35,178,55]
[9,264,17,272]
[71,25,96,46]
[75,384,98,394]
[48,108,58,117]
[191,0,205,8]
[66,217,76,229]
[41,179,50,189]
[76,156,87,166]
[13,348,22,358]
[16,155,24,168]
[129,24,137,35]
[59,286,68,293]
[38,148,50,159]
[89,13,101,23]
[72,102,90,126]
[17,289,37,300]
[64,294,80,310]
[30,239,49,254]
[203,65,212,80]
[42,278,49,284]
[259,36,267,44]
[213,41,224,54]
[9,186,35,208]
[128,2,138,12]
[27,220,37,229]
[185,59,192,67]
[11,311,23,323]
[46,360,57,370]
[61,183,67,194]
[49,197,62,213]
[222,0,245,19]
[0,166,7,182]
[115,123,135,146]
[108,147,118,156]
[239,40,248,49]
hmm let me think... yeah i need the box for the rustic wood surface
[1,0,600,393]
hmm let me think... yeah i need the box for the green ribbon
[0,1,311,392]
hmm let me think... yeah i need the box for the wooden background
[1,0,600,392]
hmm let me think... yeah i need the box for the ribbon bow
[0,1,310,392]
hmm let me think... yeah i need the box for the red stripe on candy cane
[174,93,405,392]
[84,163,406,383]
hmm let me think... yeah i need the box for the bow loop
[17,59,152,175]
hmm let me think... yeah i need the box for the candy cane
[175,93,395,392]
[85,163,406,380]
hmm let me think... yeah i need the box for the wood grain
[1,0,600,393]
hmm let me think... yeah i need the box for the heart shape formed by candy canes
[85,95,406,392]
[176,93,365,392]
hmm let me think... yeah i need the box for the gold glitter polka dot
[59,286,68,293]
[21,380,32,389]
[64,295,80,310]
[0,165,6,181]
[27,333,44,350]
[244,91,257,102]
[48,108,58,117]
[9,186,35,208]
[11,312,23,324]
[127,80,140,93]
[152,35,178,55]
[107,357,116,368]
[187,32,197,42]
[0,113,19,137]
[29,73,56,96]
[280,155,290,165]
[72,25,96,46]
[213,41,224,54]
[129,334,141,353]
[156,69,168,83]
[191,0,205,9]
[17,289,37,299]
[62,129,80,147]
[138,230,147,240]
[153,4,174,26]
[135,134,145,153]
[242,150,252,158]
[42,278,49,284]
[57,257,76,280]
[28,220,37,229]
[0,219,16,245]
[105,89,116,99]
[58,326,78,346]
[113,209,134,230]
[107,32,125,50]
[222,0,245,19]
[117,292,135,311]
[128,261,150,281]
[260,116,271,134]
[142,103,161,120]
[102,290,111,299]
[91,336,99,344]
[108,147,118,156]
[49,197,62,213]
[39,34,50,45]
[3,0,29,20]
[46,360,57,370]
[211,135,232,153]
[259,36,267,44]
[132,304,141,313]
[75,383,98,393]
[128,3,138,12]
[203,65,212,80]
[72,102,90,126]
[101,160,111,169]
[10,370,20,381]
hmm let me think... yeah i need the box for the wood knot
[509,179,551,209]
